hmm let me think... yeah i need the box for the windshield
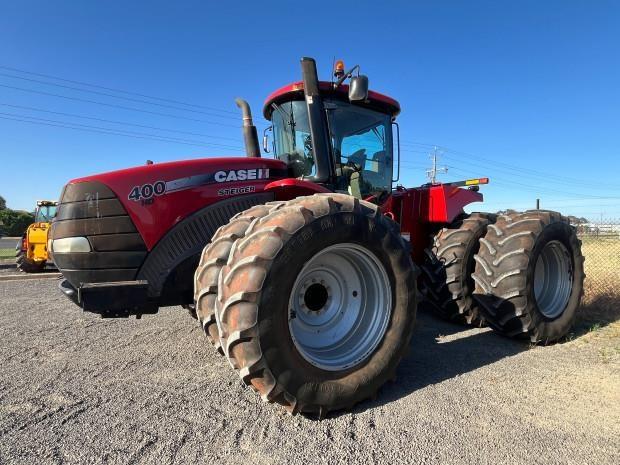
[326,100,393,199]
[35,205,57,222]
[271,100,316,177]
[270,98,393,199]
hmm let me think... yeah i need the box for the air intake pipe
[235,98,261,158]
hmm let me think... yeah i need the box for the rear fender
[426,184,483,223]
[381,185,484,263]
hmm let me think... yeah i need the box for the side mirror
[349,75,369,101]
[263,126,272,153]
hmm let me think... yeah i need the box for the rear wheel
[216,194,417,416]
[420,213,495,325]
[16,250,46,273]
[472,210,585,343]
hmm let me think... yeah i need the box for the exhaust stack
[300,57,333,183]
[235,98,261,158]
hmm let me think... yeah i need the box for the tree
[495,209,519,216]
[0,209,34,236]
[0,195,6,211]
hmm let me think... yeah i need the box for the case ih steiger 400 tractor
[51,58,584,417]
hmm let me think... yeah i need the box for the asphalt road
[0,237,18,249]
[0,278,618,465]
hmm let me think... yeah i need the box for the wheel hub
[288,243,391,371]
[534,240,573,319]
[303,282,330,313]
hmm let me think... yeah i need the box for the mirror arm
[334,65,360,88]
[392,121,400,183]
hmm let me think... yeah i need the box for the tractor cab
[262,58,400,203]
[34,200,58,224]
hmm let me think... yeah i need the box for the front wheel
[16,250,46,273]
[216,194,417,417]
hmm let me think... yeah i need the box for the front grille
[52,181,147,288]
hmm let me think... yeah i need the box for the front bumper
[59,279,157,318]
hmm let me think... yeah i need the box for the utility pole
[426,146,448,184]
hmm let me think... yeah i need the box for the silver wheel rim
[288,243,392,371]
[534,240,573,319]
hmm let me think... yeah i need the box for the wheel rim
[288,243,392,371]
[534,240,573,319]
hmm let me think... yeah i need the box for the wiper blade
[271,103,291,120]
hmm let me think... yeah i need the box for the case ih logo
[214,168,270,183]
[128,167,280,203]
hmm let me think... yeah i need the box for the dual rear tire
[472,210,585,343]
[194,194,417,416]
[419,210,584,344]
[420,213,495,325]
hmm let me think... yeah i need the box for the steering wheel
[288,151,312,177]
[345,149,366,173]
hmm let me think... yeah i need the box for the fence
[573,219,620,328]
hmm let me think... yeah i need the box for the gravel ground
[0,278,618,465]
[0,261,58,276]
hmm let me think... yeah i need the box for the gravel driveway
[0,278,618,465]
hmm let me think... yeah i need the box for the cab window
[326,100,393,199]
[270,100,316,178]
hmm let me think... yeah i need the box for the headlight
[52,237,92,253]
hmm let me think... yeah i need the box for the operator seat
[345,149,366,199]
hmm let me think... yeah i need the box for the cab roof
[263,81,401,120]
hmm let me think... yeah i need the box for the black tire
[183,304,197,319]
[194,203,283,354]
[16,250,46,273]
[216,193,417,417]
[472,210,585,343]
[420,213,496,325]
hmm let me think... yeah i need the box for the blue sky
[0,1,618,220]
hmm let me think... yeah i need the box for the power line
[400,142,620,192]
[0,64,239,114]
[0,103,241,142]
[0,83,242,127]
[441,146,620,190]
[442,153,620,193]
[0,72,242,120]
[400,141,620,191]
[0,111,243,149]
[0,114,244,151]
[447,164,617,200]
[3,111,242,149]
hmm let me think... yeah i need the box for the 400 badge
[128,181,167,202]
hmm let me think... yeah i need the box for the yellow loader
[16,200,58,273]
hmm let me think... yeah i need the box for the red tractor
[51,58,584,417]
